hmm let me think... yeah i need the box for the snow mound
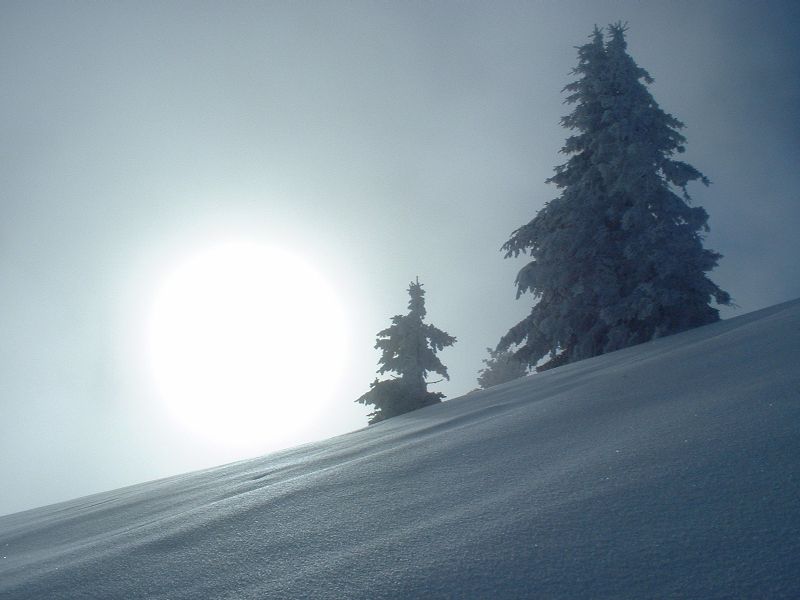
[2,300,799,598]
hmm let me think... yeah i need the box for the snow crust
[2,300,799,598]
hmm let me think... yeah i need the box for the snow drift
[2,300,799,599]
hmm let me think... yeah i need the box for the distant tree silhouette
[356,279,455,424]
[477,347,529,389]
[499,24,730,371]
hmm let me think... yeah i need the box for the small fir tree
[357,279,456,424]
[500,24,730,370]
[477,347,529,390]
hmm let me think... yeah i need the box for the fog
[1,1,798,516]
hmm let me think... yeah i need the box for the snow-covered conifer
[500,24,730,370]
[357,279,456,423]
[477,347,529,389]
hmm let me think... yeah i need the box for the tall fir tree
[357,279,456,424]
[500,24,730,370]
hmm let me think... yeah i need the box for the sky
[2,0,799,516]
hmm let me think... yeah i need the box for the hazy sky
[2,1,799,516]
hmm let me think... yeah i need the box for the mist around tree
[476,348,529,390]
[498,23,730,372]
[356,279,456,424]
[357,24,730,422]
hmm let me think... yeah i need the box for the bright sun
[146,240,348,447]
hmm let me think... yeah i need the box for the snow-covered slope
[2,300,799,599]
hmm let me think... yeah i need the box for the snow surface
[2,300,799,599]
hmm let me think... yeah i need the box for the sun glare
[146,240,348,447]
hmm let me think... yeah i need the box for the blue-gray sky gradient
[2,1,799,515]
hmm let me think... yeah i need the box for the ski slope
[2,300,799,598]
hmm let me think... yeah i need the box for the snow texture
[1,300,799,599]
